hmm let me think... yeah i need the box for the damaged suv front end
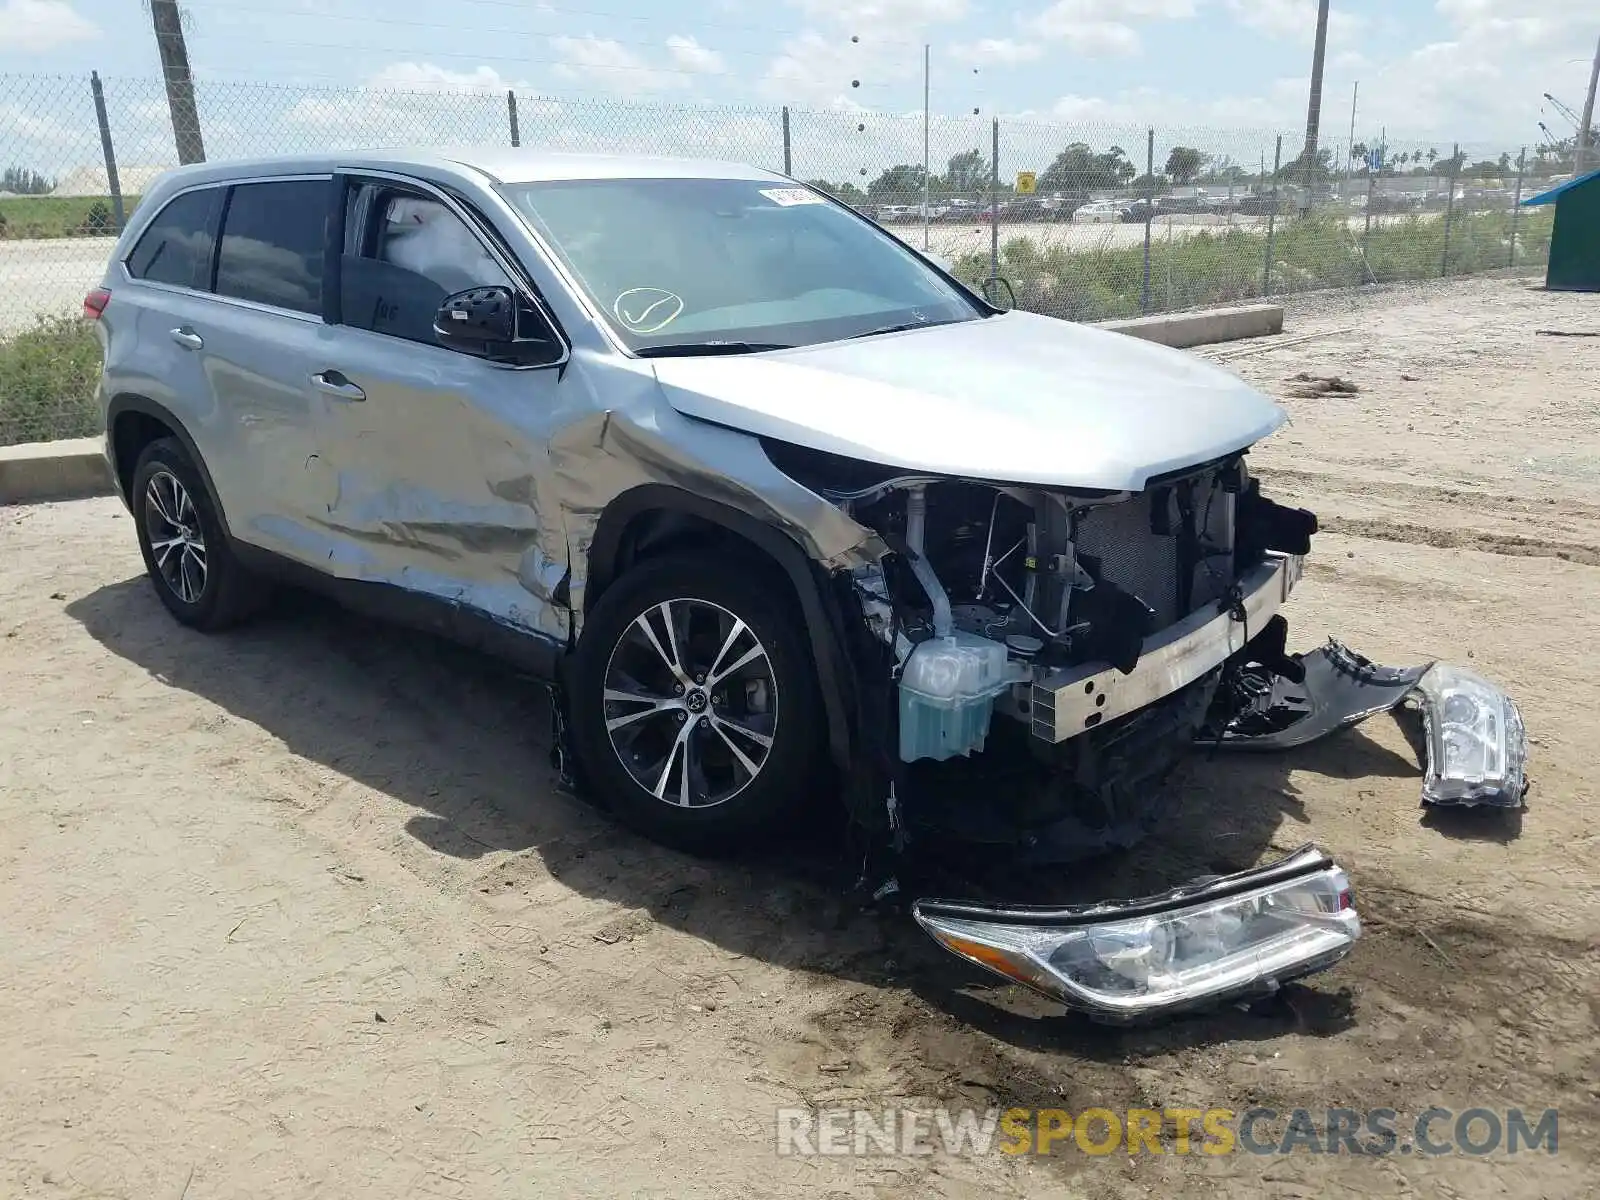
[754,427,1524,1020]
[502,167,1527,1023]
[645,318,1527,1023]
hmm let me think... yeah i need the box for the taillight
[83,288,111,319]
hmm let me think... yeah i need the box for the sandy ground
[2,275,1597,1198]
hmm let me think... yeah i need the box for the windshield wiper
[846,319,962,340]
[635,340,794,358]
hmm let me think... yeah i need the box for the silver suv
[91,150,1524,1021]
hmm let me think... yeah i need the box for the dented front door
[306,326,572,648]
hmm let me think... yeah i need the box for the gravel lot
[2,276,1596,1198]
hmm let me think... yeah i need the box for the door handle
[169,327,203,351]
[310,370,366,402]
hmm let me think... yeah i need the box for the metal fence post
[1441,141,1459,277]
[89,71,125,231]
[1263,134,1282,296]
[989,117,1000,282]
[1509,146,1526,268]
[781,106,792,176]
[1141,127,1154,313]
[507,90,520,147]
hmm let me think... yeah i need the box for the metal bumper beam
[1030,553,1302,743]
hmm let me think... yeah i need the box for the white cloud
[0,0,97,53]
[1021,75,1310,134]
[367,62,529,93]
[1225,0,1366,46]
[766,0,967,105]
[1343,0,1594,143]
[281,64,544,149]
[950,38,1046,66]
[666,35,726,75]
[550,34,692,95]
[1022,0,1197,57]
[761,32,879,107]
[789,0,969,31]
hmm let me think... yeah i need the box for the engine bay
[762,438,1320,724]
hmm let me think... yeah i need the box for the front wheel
[568,555,823,853]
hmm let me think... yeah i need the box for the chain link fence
[1,72,1560,445]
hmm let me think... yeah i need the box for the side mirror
[982,275,1016,312]
[434,286,516,349]
[433,285,564,366]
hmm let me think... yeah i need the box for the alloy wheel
[602,598,779,809]
[143,469,208,604]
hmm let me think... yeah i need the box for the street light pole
[923,43,931,251]
[1344,80,1358,200]
[1577,32,1600,176]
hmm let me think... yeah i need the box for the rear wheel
[569,555,823,853]
[130,437,265,630]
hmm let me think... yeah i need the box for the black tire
[130,436,265,630]
[569,555,823,854]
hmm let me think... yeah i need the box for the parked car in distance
[1119,199,1156,223]
[1072,198,1126,223]
[1233,192,1282,216]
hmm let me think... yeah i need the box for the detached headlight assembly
[1413,663,1527,807]
[912,845,1359,1023]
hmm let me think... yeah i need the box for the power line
[176,1,895,70]
[180,30,902,91]
[177,0,931,51]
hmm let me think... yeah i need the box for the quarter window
[214,179,329,315]
[126,188,220,289]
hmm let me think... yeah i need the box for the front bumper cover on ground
[913,637,1527,1021]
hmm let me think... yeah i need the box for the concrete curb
[0,437,113,505]
[1097,302,1284,349]
[0,304,1286,505]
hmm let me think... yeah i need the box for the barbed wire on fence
[0,72,1560,445]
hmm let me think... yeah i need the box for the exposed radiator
[1072,468,1235,629]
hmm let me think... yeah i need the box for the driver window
[339,187,514,349]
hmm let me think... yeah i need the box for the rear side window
[126,188,220,289]
[215,179,329,315]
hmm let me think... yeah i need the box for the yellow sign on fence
[1015,171,1037,195]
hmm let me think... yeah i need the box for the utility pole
[1302,0,1331,196]
[150,0,205,164]
[1577,32,1600,176]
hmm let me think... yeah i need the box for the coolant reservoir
[898,631,1015,762]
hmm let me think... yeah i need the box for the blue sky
[1,0,1594,170]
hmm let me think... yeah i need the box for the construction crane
[1542,92,1584,132]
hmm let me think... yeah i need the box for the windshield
[500,177,984,353]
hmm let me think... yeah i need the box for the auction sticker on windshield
[760,187,825,206]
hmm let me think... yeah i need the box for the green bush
[0,316,103,447]
[954,209,1554,323]
[0,194,137,240]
